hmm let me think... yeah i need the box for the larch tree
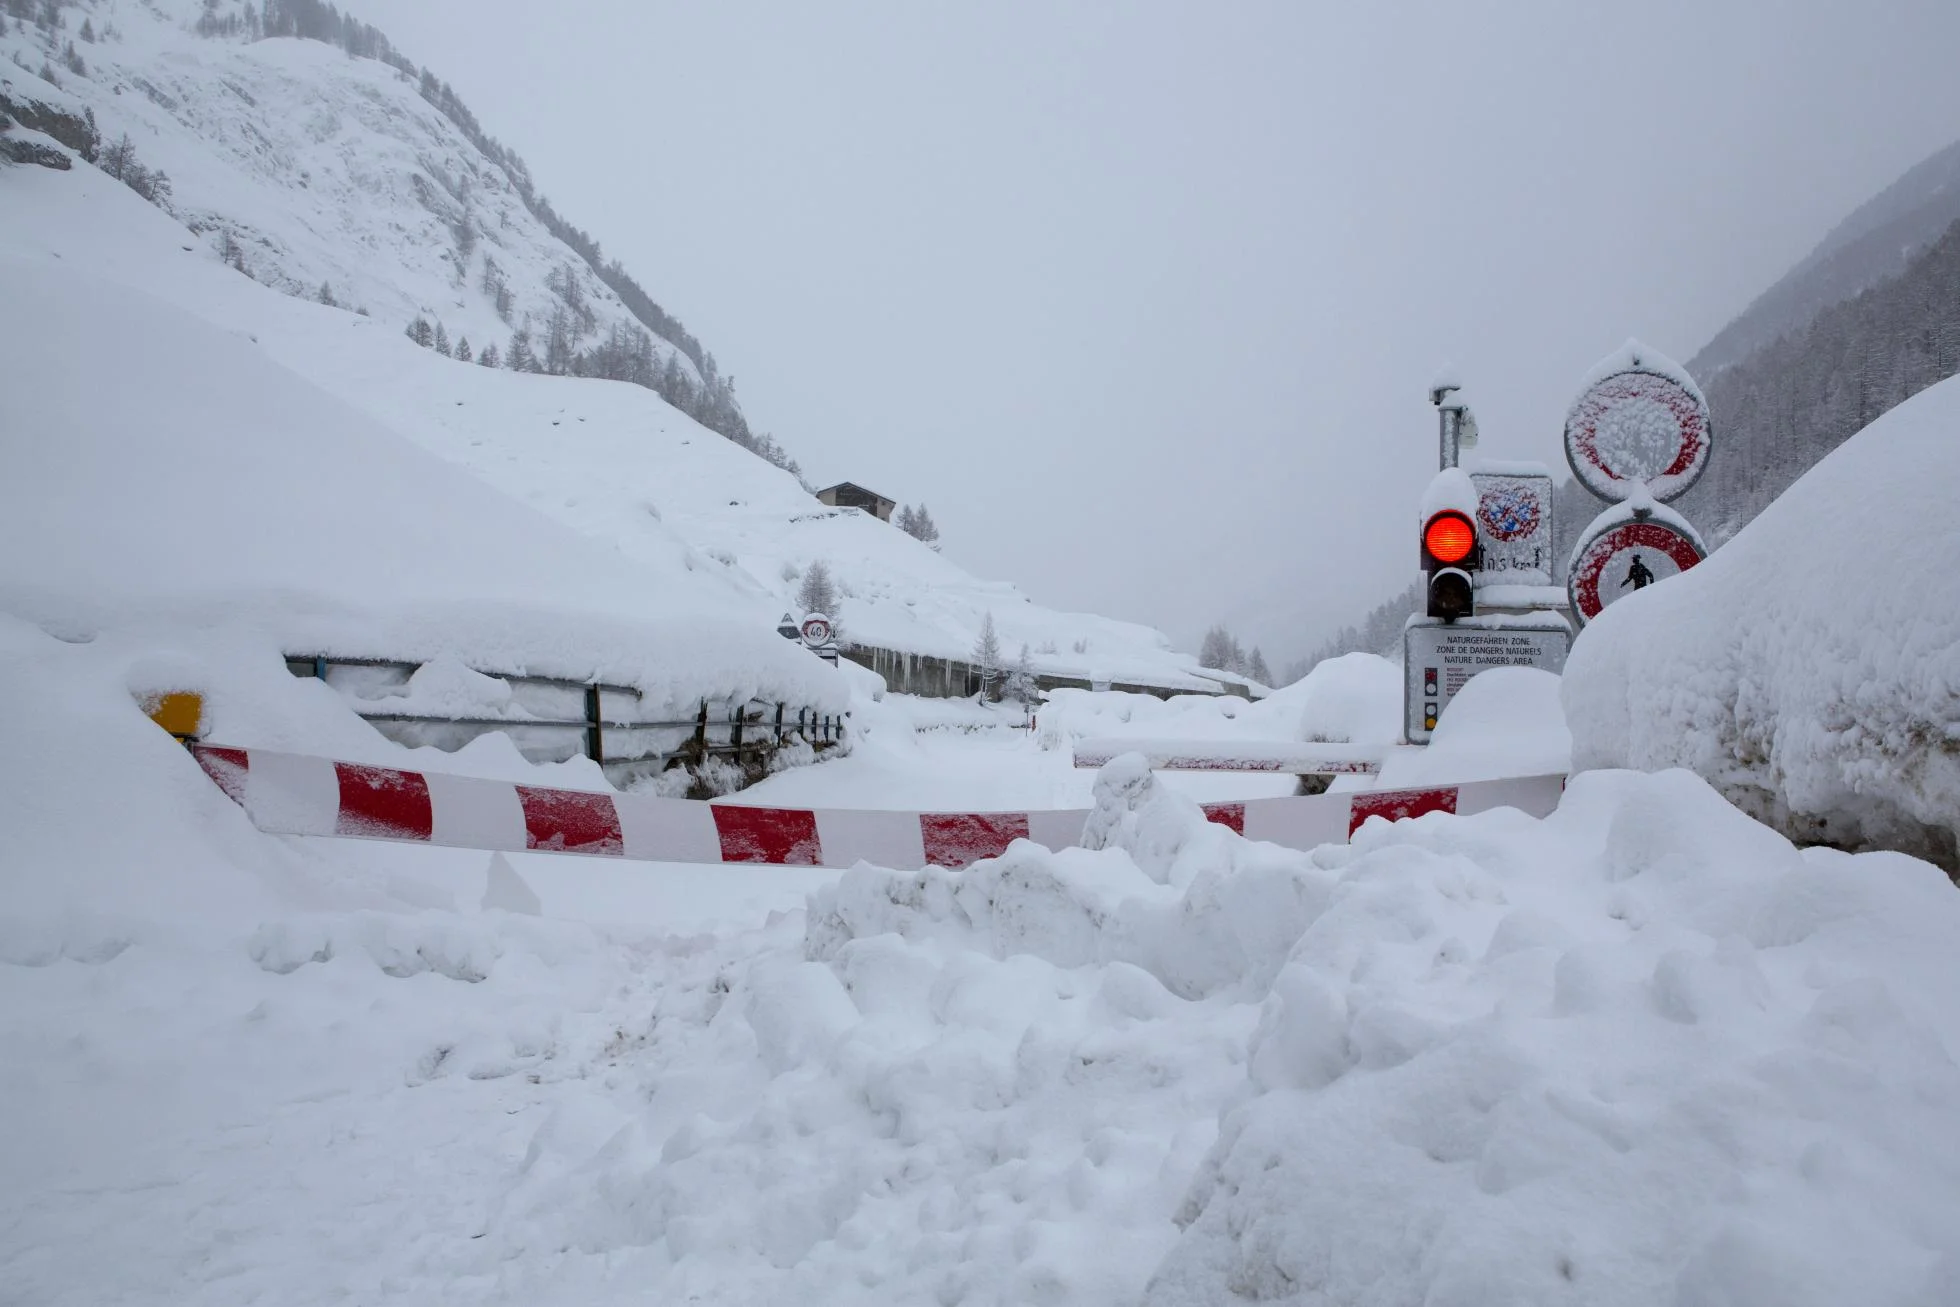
[973,612,1003,698]
[796,560,837,617]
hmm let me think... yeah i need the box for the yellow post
[141,691,205,741]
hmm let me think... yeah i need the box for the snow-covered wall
[1563,373,1960,870]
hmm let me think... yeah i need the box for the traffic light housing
[1423,509,1479,621]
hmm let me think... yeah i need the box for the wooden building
[815,482,897,522]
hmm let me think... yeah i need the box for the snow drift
[1563,373,1960,871]
[0,186,847,736]
[6,609,1960,1304]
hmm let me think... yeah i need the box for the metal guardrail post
[584,685,604,764]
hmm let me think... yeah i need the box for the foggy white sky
[372,0,1960,664]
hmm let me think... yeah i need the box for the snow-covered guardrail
[189,744,1562,870]
[1071,737,1385,775]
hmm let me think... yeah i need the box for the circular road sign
[1568,517,1704,625]
[1564,366,1711,504]
[1477,481,1543,542]
[800,613,833,646]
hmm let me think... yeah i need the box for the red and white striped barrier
[189,744,1564,870]
[1071,737,1385,775]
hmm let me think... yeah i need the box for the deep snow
[0,7,1220,691]
[4,618,1958,1306]
[4,8,1959,1302]
[1564,370,1960,871]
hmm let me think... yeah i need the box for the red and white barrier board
[190,744,1563,870]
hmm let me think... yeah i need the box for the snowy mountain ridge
[1691,134,1960,379]
[1,2,1219,693]
[0,0,793,460]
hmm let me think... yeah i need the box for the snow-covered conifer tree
[973,612,1002,698]
[506,328,538,372]
[796,559,838,617]
[1198,625,1237,673]
[1005,643,1039,705]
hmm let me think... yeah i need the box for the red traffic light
[1423,511,1476,565]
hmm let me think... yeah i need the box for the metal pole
[584,685,604,764]
[1431,383,1461,471]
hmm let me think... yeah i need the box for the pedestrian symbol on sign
[1621,553,1655,590]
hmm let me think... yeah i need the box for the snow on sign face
[1471,472,1553,586]
[1565,369,1711,503]
[1568,519,1704,623]
[800,615,833,645]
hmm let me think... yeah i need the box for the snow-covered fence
[188,743,1563,869]
[839,644,1230,702]
[285,655,845,791]
[1071,738,1385,776]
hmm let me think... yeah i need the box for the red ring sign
[800,615,833,645]
[1568,518,1703,624]
[1565,369,1710,504]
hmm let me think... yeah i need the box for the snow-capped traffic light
[1423,508,1479,622]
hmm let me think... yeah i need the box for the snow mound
[1146,768,1960,1306]
[1563,373,1960,870]
[1258,650,1404,747]
[1376,665,1570,789]
[0,173,844,722]
[7,612,1960,1304]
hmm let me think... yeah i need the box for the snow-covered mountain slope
[0,180,847,762]
[1564,368,1960,871]
[1,0,699,388]
[1692,135,1960,378]
[1,129,1214,689]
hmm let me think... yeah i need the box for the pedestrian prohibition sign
[1567,516,1704,624]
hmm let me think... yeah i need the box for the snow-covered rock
[1563,372,1960,871]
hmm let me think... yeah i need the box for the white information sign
[1470,471,1554,587]
[1404,620,1571,744]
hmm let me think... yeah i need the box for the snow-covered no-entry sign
[1564,342,1710,504]
[1568,512,1705,625]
